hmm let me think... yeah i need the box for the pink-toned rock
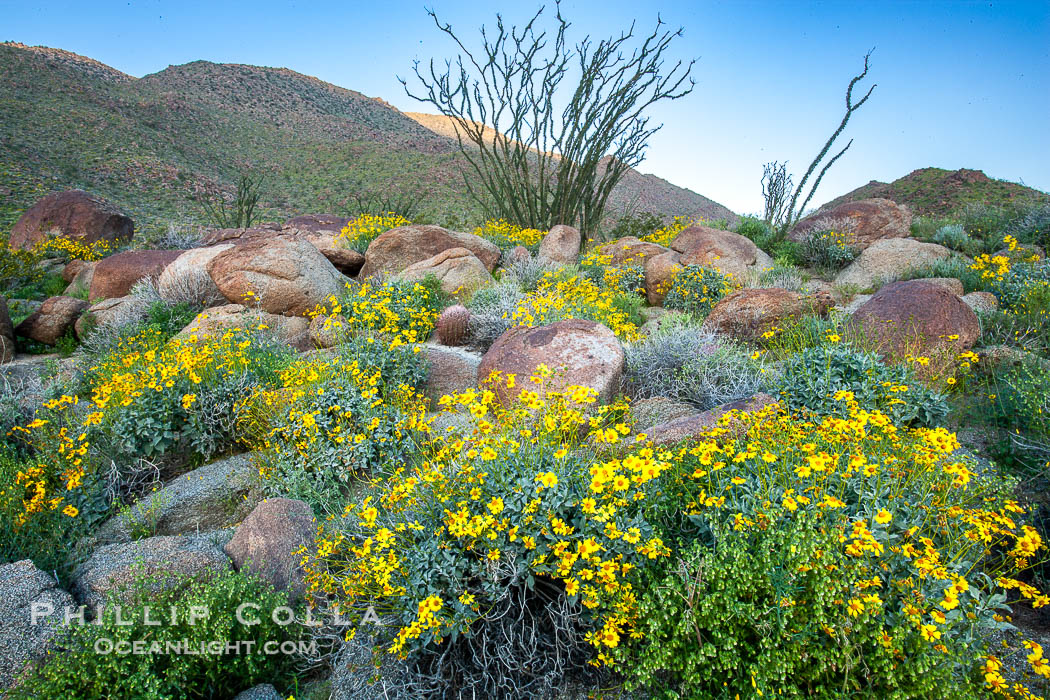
[158,245,232,305]
[397,247,493,300]
[179,305,311,351]
[643,393,777,446]
[790,198,911,250]
[62,260,96,297]
[538,224,581,264]
[598,237,670,265]
[671,226,769,279]
[360,225,500,277]
[9,190,133,251]
[644,251,684,306]
[962,291,998,314]
[478,319,624,406]
[89,249,180,301]
[207,236,344,316]
[62,259,90,283]
[849,279,980,378]
[14,296,89,345]
[224,498,315,602]
[199,223,284,246]
[703,288,833,343]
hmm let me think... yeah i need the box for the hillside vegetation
[820,167,1049,217]
[0,42,734,238]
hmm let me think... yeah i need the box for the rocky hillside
[819,167,1049,217]
[0,42,733,236]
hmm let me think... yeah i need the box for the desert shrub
[605,211,664,241]
[777,343,949,427]
[578,250,646,296]
[464,279,527,350]
[799,223,859,270]
[311,277,445,346]
[501,255,562,292]
[756,261,808,291]
[622,320,772,410]
[337,213,412,253]
[981,359,1050,471]
[899,256,986,293]
[1008,201,1050,249]
[957,202,1019,251]
[12,568,303,699]
[510,270,641,341]
[911,215,950,240]
[933,223,982,256]
[140,222,205,250]
[473,219,547,252]
[639,215,694,247]
[10,329,295,535]
[0,447,92,576]
[662,264,736,320]
[303,371,649,695]
[245,335,428,513]
[621,403,1047,697]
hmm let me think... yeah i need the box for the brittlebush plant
[308,277,444,349]
[473,218,546,252]
[662,264,737,320]
[337,213,412,253]
[510,270,642,341]
[621,400,1049,698]
[303,368,665,677]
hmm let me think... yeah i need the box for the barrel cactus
[436,304,470,346]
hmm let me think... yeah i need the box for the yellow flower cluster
[639,215,695,247]
[510,271,641,341]
[972,252,1012,281]
[34,236,113,261]
[472,219,546,250]
[337,212,411,251]
[310,280,439,349]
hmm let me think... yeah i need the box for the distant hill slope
[0,41,734,237]
[820,168,1049,217]
[404,112,736,224]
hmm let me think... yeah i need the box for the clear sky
[3,0,1048,214]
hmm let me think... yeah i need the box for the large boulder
[0,560,76,688]
[9,190,134,251]
[423,344,481,406]
[14,295,88,345]
[642,393,777,446]
[199,223,284,247]
[93,454,264,545]
[360,225,500,278]
[644,251,684,306]
[597,236,670,265]
[702,288,833,343]
[538,224,581,264]
[179,305,310,350]
[90,249,180,301]
[963,291,998,314]
[397,247,493,301]
[834,239,952,290]
[207,236,344,316]
[671,226,772,280]
[158,245,232,305]
[0,297,14,363]
[62,260,96,297]
[790,198,911,250]
[478,319,625,406]
[224,498,315,602]
[849,279,980,376]
[71,532,232,608]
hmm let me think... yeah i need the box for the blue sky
[3,0,1048,214]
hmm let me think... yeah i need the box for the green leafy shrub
[245,334,428,513]
[336,213,412,253]
[778,343,949,426]
[1008,202,1050,249]
[933,223,982,256]
[899,257,987,294]
[662,265,735,320]
[606,211,665,241]
[12,568,304,699]
[799,227,859,270]
[619,403,1044,698]
[981,358,1050,471]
